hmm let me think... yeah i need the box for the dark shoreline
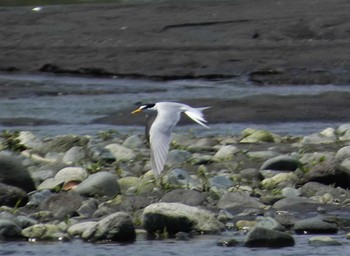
[0,0,350,84]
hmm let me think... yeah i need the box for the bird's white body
[132,102,209,177]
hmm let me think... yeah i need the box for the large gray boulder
[142,202,223,234]
[294,216,338,234]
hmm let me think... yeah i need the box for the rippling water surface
[1,234,350,256]
[0,73,349,136]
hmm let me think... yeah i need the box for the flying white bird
[131,102,210,177]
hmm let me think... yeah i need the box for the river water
[0,73,349,137]
[1,233,350,256]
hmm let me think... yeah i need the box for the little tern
[131,102,210,177]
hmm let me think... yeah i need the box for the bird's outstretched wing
[149,129,172,177]
[184,107,210,129]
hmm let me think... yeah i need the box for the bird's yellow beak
[131,108,142,114]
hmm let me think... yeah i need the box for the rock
[235,220,256,231]
[299,152,350,189]
[74,171,120,198]
[273,197,319,213]
[27,190,53,207]
[308,235,341,246]
[216,237,239,247]
[122,134,145,149]
[240,129,275,143]
[337,123,350,135]
[294,216,338,234]
[18,131,43,149]
[76,198,99,218]
[244,227,295,247]
[261,172,299,190]
[55,166,88,183]
[209,175,233,190]
[105,143,137,162]
[21,223,61,240]
[161,189,207,206]
[302,130,337,144]
[34,135,88,154]
[89,212,136,242]
[255,216,283,231]
[67,221,97,237]
[260,155,301,171]
[39,191,83,220]
[247,151,280,160]
[0,219,22,239]
[62,146,85,164]
[237,168,263,185]
[164,168,201,190]
[274,211,296,228]
[142,202,223,234]
[0,154,36,192]
[335,146,350,161]
[166,150,192,166]
[340,159,350,172]
[187,137,217,152]
[213,145,239,161]
[16,215,38,229]
[299,182,350,204]
[281,187,300,198]
[0,183,28,207]
[217,191,266,214]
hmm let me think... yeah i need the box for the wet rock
[244,227,295,247]
[308,235,341,246]
[142,202,223,234]
[216,237,239,247]
[213,145,239,161]
[21,223,61,240]
[105,143,137,162]
[0,154,36,192]
[39,191,83,220]
[0,219,22,239]
[16,215,38,229]
[217,191,266,214]
[240,128,275,143]
[62,146,85,164]
[74,171,120,198]
[0,183,28,207]
[89,212,136,242]
[235,220,256,231]
[294,216,338,234]
[260,155,301,171]
[281,187,300,198]
[161,189,207,206]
